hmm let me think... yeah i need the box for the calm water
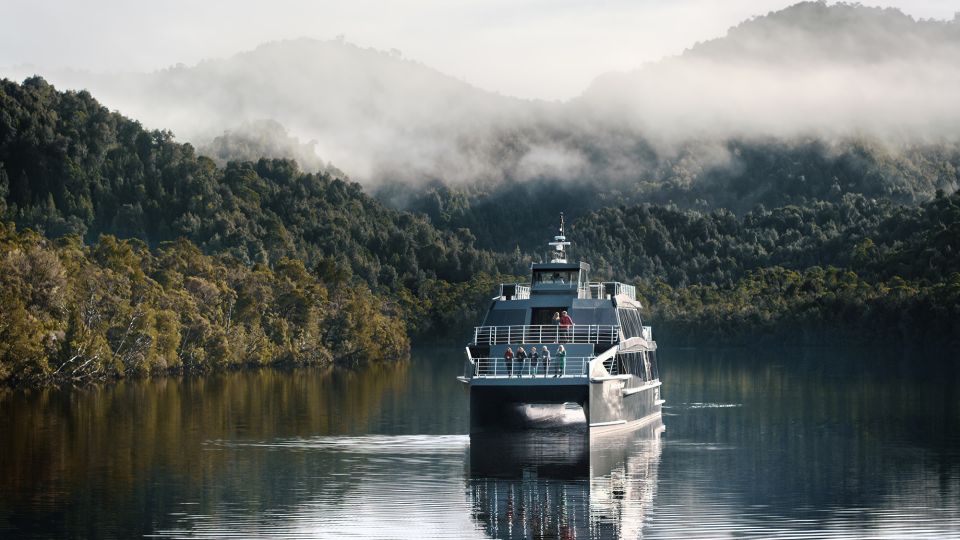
[1,347,958,539]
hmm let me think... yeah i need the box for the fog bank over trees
[3,3,959,192]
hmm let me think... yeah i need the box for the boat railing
[469,356,591,378]
[471,324,619,345]
[495,283,530,300]
[493,281,636,301]
[577,282,637,300]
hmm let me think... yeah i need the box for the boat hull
[588,379,662,429]
[467,377,661,431]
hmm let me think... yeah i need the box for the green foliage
[2,76,959,383]
[643,267,960,347]
[0,77,509,290]
[392,138,960,252]
[572,191,960,288]
[0,223,409,387]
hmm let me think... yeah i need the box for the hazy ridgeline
[1,2,960,386]
[7,2,959,194]
[13,3,959,252]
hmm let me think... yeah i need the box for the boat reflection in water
[467,405,664,539]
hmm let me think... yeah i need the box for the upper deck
[496,279,637,302]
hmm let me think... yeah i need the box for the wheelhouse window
[533,270,578,284]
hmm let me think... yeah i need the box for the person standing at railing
[560,311,574,342]
[551,312,561,342]
[541,346,551,378]
[555,345,566,377]
[504,347,514,377]
[516,346,528,378]
[529,347,540,376]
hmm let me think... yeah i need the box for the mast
[548,213,571,263]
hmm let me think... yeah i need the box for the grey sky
[2,0,958,100]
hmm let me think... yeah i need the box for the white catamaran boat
[459,215,663,431]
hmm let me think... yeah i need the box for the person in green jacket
[555,345,566,377]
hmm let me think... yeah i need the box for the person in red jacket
[559,311,574,341]
[503,347,514,377]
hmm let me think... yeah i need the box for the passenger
[529,347,540,376]
[541,346,551,378]
[516,346,528,378]
[555,345,566,377]
[504,347,514,377]
[552,312,561,342]
[560,310,574,341]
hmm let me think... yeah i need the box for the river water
[1,347,958,539]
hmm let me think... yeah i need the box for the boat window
[533,270,578,284]
[482,309,526,327]
[570,307,618,325]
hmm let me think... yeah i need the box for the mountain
[6,3,960,202]
[0,77,508,289]
[3,38,541,183]
[580,1,960,139]
[1,76,958,381]
[5,3,959,256]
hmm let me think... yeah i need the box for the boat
[459,215,664,431]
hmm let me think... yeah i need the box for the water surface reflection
[468,413,664,539]
[1,347,959,538]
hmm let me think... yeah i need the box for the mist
[581,2,960,144]
[3,2,960,190]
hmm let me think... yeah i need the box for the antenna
[547,212,571,263]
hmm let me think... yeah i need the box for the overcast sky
[2,0,958,100]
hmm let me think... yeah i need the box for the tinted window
[533,270,577,284]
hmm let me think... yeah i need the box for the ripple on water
[205,434,471,453]
[152,434,485,540]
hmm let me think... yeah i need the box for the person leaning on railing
[504,347,514,377]
[541,346,551,378]
[560,311,574,342]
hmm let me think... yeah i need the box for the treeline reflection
[0,361,411,537]
[657,347,960,533]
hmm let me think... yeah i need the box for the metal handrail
[577,282,637,300]
[492,281,636,300]
[471,324,619,345]
[496,283,530,300]
[469,356,590,378]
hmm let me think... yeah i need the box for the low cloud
[4,3,958,189]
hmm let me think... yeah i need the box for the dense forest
[569,190,960,345]
[0,222,408,386]
[0,77,508,289]
[1,77,958,385]
[388,139,960,252]
[0,78,516,386]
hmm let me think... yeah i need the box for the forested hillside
[0,77,509,290]
[570,192,960,346]
[0,222,409,386]
[0,78,517,386]
[573,192,960,286]
[4,3,960,387]
[391,138,960,252]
